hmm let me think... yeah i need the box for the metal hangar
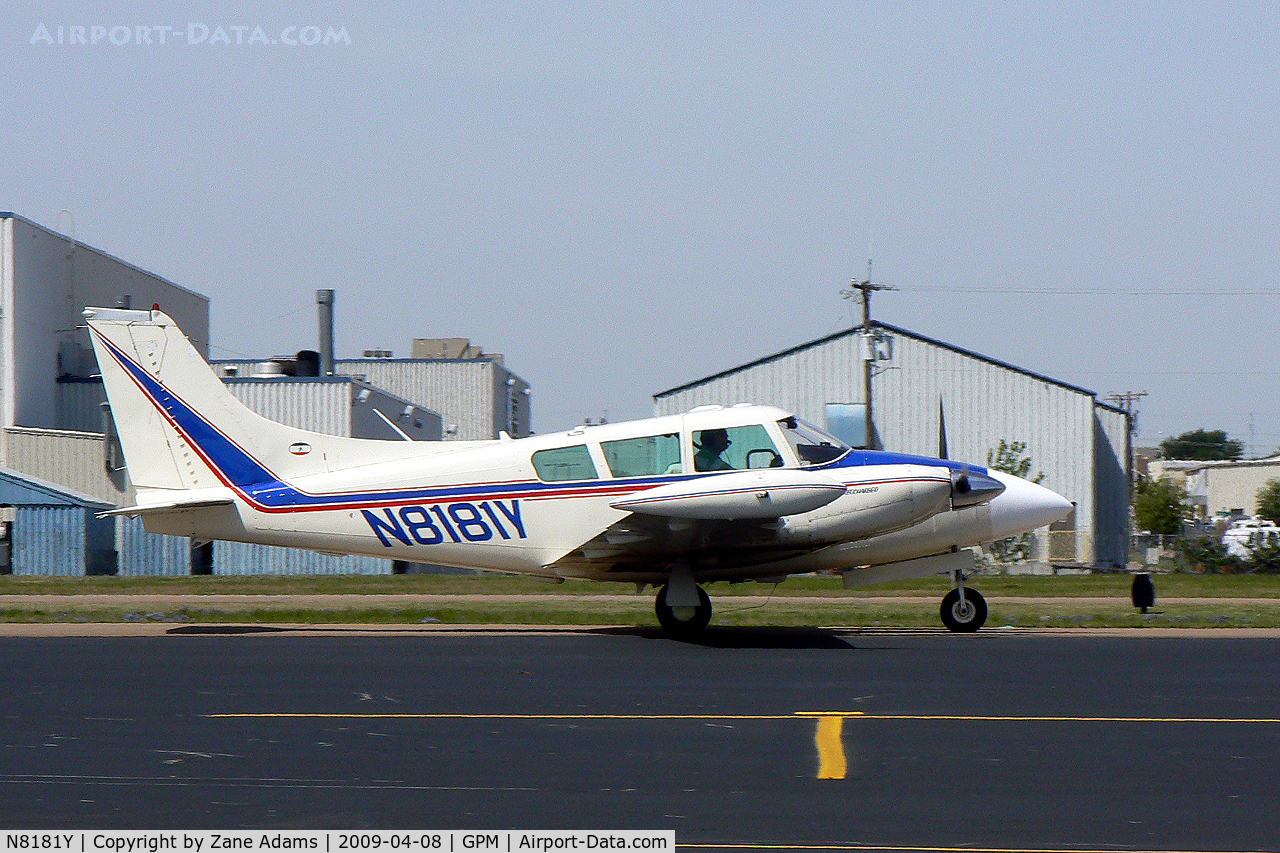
[654,321,1131,567]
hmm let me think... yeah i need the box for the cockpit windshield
[777,416,851,466]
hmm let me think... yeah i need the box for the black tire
[1131,573,1156,611]
[940,587,987,632]
[655,585,712,636]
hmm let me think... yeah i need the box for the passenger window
[602,433,682,477]
[531,445,598,482]
[693,425,783,472]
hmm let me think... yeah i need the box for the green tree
[986,440,1044,483]
[984,440,1044,561]
[1159,429,1243,461]
[1256,479,1280,525]
[1133,476,1189,535]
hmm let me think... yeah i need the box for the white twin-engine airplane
[85,306,1073,636]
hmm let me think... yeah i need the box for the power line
[1106,391,1148,435]
[907,287,1277,296]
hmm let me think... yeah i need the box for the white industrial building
[1,212,209,504]
[655,322,1132,567]
[1184,457,1280,520]
[1,213,209,433]
[0,212,531,575]
[335,355,531,441]
[213,352,533,442]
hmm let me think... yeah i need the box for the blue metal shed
[116,516,193,576]
[0,469,115,575]
[213,541,390,575]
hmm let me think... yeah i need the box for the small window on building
[694,424,783,472]
[824,403,868,449]
[531,445,598,482]
[602,433,682,477]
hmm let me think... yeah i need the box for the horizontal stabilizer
[100,491,236,518]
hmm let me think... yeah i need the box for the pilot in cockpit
[694,428,733,472]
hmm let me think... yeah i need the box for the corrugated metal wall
[655,324,1131,567]
[2,427,126,504]
[491,364,533,438]
[226,380,352,435]
[336,360,497,441]
[216,359,503,440]
[1092,405,1131,565]
[116,516,191,576]
[656,333,863,423]
[213,541,390,575]
[12,506,114,575]
[55,380,108,433]
[873,330,1099,557]
[13,506,86,575]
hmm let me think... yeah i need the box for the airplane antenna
[840,249,897,450]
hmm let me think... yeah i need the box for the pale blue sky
[5,3,1278,452]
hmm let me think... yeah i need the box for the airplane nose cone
[987,471,1074,539]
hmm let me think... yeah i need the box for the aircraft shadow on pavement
[165,624,859,648]
[597,625,857,649]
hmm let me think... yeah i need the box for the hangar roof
[655,321,1127,415]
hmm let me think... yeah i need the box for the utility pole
[842,258,896,450]
[1106,390,1147,492]
[1106,390,1147,435]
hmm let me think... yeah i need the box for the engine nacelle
[775,464,953,545]
[950,468,1006,509]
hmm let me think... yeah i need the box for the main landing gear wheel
[655,585,712,637]
[940,587,987,633]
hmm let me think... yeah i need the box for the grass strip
[4,596,1280,629]
[1,571,1278,598]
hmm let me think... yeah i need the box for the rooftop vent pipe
[317,289,335,376]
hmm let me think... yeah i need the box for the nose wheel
[940,586,987,632]
[655,585,712,637]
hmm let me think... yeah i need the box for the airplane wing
[546,510,813,578]
[546,470,850,578]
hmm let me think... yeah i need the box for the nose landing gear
[940,571,987,632]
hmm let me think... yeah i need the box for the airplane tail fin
[83,306,339,498]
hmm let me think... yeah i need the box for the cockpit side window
[531,445,598,482]
[693,424,783,472]
[602,433,682,477]
[778,416,851,466]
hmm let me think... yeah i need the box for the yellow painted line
[818,714,1280,723]
[797,711,1280,723]
[204,709,1279,788]
[206,711,1280,723]
[813,715,846,779]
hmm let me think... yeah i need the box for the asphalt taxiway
[1,627,1278,852]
